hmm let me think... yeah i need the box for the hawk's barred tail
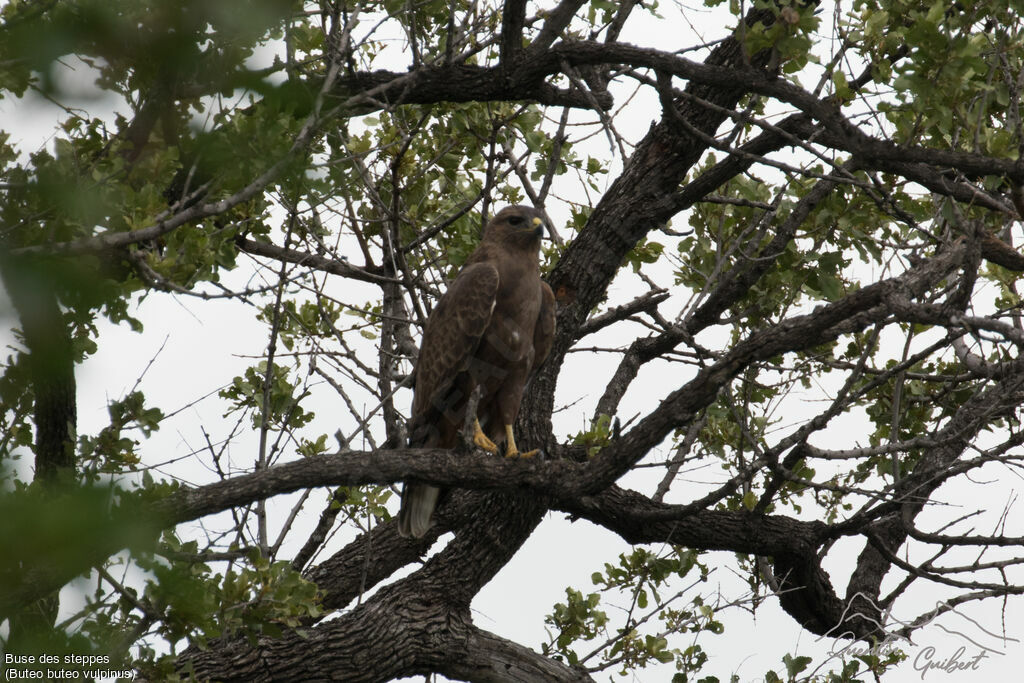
[397,483,440,538]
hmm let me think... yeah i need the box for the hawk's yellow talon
[473,418,499,453]
[503,424,538,458]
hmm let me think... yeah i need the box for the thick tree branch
[173,564,592,683]
[499,0,527,64]
[557,485,827,553]
[331,61,613,111]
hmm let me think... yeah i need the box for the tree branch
[236,236,397,285]
[499,0,528,64]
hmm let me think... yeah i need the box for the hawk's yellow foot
[473,418,499,453]
[504,424,539,458]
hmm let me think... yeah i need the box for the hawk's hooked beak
[531,216,546,238]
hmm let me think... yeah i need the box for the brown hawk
[398,205,556,538]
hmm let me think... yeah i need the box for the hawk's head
[485,205,549,250]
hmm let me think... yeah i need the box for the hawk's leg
[503,424,539,459]
[472,418,499,453]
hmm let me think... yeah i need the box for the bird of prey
[398,205,556,538]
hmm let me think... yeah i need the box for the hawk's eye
[507,214,525,226]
